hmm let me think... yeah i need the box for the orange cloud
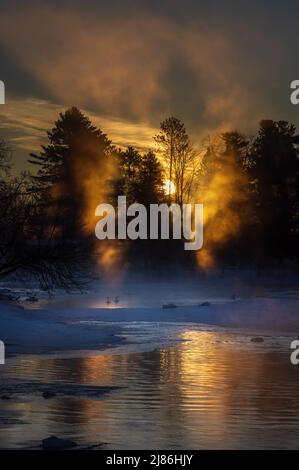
[0,4,271,141]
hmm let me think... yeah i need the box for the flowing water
[0,323,299,449]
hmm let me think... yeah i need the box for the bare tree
[0,142,88,291]
[154,117,198,205]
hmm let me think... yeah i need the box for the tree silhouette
[195,132,257,265]
[113,147,165,206]
[29,107,113,238]
[130,150,165,206]
[110,147,169,269]
[154,117,197,205]
[0,137,86,289]
[3,108,299,276]
[249,120,299,261]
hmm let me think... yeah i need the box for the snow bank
[1,293,299,356]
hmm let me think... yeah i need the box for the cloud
[0,96,158,172]
[0,0,296,166]
[0,98,61,150]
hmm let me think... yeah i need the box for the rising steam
[195,148,250,269]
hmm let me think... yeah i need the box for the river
[0,322,298,449]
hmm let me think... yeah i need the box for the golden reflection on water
[1,329,299,449]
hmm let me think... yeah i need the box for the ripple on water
[0,326,299,449]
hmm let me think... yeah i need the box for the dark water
[1,327,299,449]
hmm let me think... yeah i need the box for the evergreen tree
[131,150,165,206]
[249,120,299,260]
[113,147,165,206]
[112,146,142,205]
[29,107,113,238]
[111,147,167,268]
[197,132,254,265]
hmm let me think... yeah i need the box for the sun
[163,179,175,195]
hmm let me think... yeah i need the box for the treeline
[0,107,299,287]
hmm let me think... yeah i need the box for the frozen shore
[1,292,299,356]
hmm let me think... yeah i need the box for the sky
[0,0,298,172]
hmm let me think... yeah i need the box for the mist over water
[2,270,299,449]
[27,268,299,311]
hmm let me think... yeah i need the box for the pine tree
[249,120,299,260]
[29,107,113,238]
[113,147,165,206]
[131,150,165,206]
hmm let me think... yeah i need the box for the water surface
[0,325,298,449]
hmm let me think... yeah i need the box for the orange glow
[194,152,249,269]
[163,179,175,195]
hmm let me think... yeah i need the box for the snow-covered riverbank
[1,291,299,357]
[1,288,299,450]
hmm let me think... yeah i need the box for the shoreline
[1,294,299,358]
